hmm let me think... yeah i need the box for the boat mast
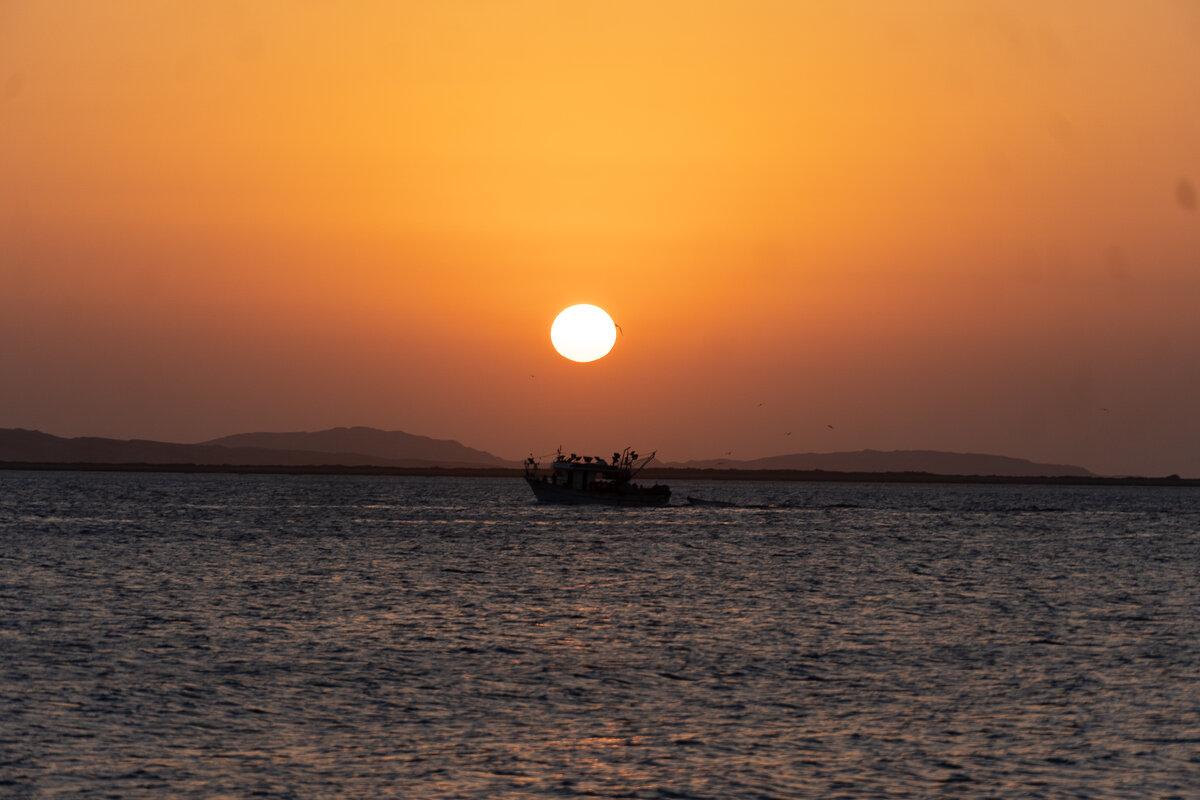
[629,450,655,478]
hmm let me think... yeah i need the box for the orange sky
[2,1,1199,476]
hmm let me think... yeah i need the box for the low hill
[0,428,517,469]
[668,449,1093,477]
[202,427,515,467]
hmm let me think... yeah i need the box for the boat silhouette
[524,448,670,506]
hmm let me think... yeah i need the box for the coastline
[2,461,1196,487]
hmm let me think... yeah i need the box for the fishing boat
[524,448,671,506]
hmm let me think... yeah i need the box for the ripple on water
[1,473,1199,798]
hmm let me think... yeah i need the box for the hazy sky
[3,1,1199,476]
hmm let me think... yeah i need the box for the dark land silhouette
[2,427,1193,484]
[667,450,1094,478]
[0,427,519,469]
[202,426,515,467]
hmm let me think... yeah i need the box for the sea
[2,470,1199,799]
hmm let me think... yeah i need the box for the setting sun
[550,304,617,363]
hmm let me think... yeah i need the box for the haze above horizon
[3,2,1199,478]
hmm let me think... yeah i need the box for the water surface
[2,472,1198,798]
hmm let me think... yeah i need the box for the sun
[550,304,617,362]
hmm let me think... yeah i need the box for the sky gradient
[3,1,1199,476]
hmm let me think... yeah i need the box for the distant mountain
[202,427,514,467]
[667,449,1094,477]
[0,429,1093,476]
[0,427,518,469]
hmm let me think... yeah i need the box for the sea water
[2,471,1199,799]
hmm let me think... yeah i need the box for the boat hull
[526,477,671,507]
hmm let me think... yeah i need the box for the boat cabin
[548,456,620,491]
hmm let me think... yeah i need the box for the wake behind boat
[524,448,671,506]
[686,496,737,507]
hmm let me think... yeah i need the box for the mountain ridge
[0,427,1095,476]
[667,449,1093,477]
[201,426,514,467]
[0,427,520,469]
